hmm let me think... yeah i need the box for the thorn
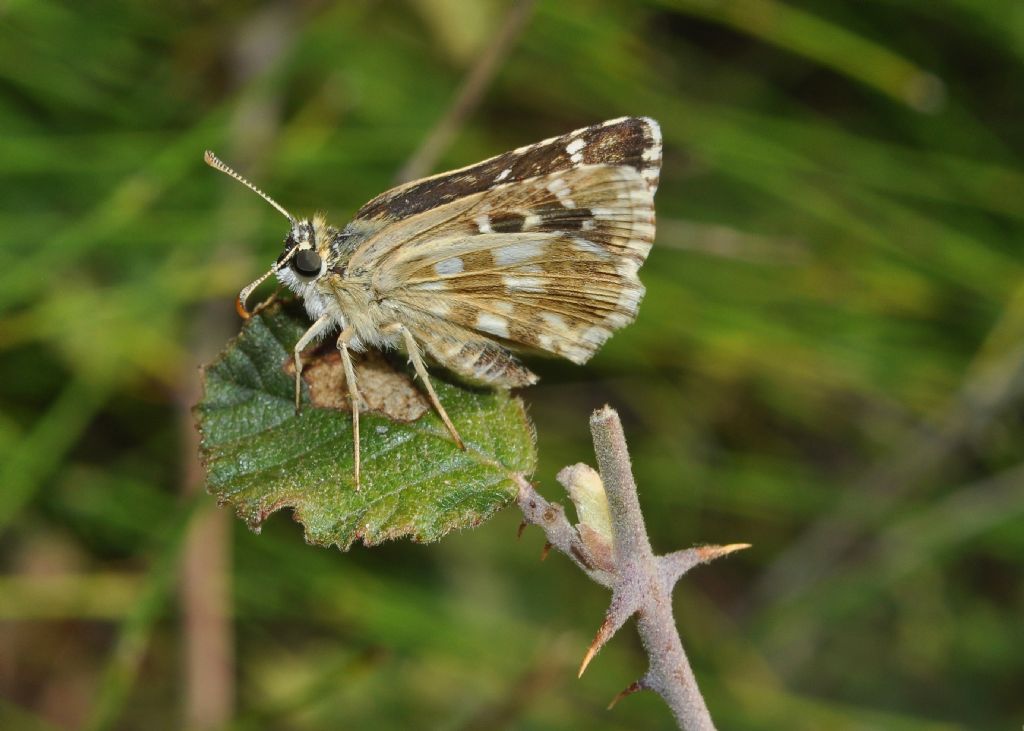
[697,542,752,561]
[578,592,639,678]
[540,541,552,561]
[578,643,599,678]
[578,614,613,677]
[516,520,527,539]
[607,679,646,709]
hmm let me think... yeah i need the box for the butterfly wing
[345,118,661,386]
[354,116,660,224]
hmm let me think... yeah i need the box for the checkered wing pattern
[348,117,661,386]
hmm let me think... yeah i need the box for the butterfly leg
[396,325,466,450]
[293,314,333,412]
[336,327,363,489]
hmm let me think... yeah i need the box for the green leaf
[194,302,536,549]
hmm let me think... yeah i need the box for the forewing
[341,117,661,381]
[374,163,655,367]
[354,117,661,224]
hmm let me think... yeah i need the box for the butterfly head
[204,150,344,317]
[274,214,339,289]
[231,214,340,319]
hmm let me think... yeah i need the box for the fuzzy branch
[517,406,748,730]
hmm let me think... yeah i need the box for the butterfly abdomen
[409,319,539,388]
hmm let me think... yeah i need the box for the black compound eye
[292,249,322,277]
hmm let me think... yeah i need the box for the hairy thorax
[324,272,403,352]
[276,261,400,353]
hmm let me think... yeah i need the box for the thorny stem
[589,406,714,731]
[517,406,747,731]
[590,407,652,562]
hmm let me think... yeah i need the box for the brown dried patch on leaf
[284,349,430,421]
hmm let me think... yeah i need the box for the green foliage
[196,303,535,549]
[2,0,1023,729]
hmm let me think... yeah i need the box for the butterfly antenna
[236,246,298,318]
[204,150,295,223]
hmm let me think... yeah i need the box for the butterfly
[205,116,661,487]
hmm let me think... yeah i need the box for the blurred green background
[1,0,1022,729]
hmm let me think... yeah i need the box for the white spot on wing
[570,236,609,257]
[434,257,464,276]
[495,167,512,182]
[502,275,546,293]
[616,285,644,313]
[643,117,662,147]
[626,188,654,205]
[476,313,510,338]
[566,137,586,164]
[540,312,568,331]
[560,343,590,363]
[493,241,544,266]
[616,258,640,277]
[605,311,632,328]
[513,132,559,154]
[474,214,493,233]
[547,178,568,195]
[546,177,576,208]
[582,325,612,345]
